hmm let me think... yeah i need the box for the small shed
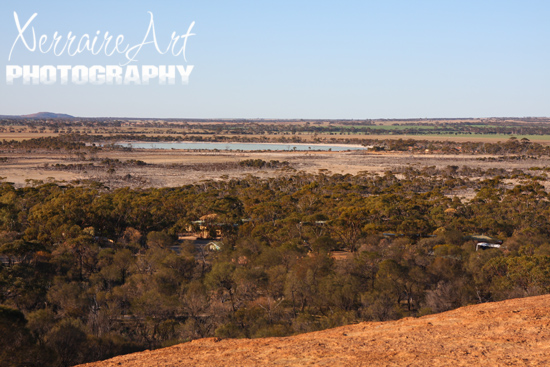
[476,242,502,251]
[206,241,222,251]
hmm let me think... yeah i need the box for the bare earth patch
[77,294,550,367]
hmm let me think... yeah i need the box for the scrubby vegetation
[5,117,550,156]
[5,116,550,138]
[1,170,550,366]
[0,136,94,152]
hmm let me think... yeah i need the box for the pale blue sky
[1,0,549,119]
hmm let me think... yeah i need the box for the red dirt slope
[78,295,550,366]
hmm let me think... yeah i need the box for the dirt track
[77,294,550,366]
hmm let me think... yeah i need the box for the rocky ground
[77,294,550,366]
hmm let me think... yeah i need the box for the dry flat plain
[3,117,550,189]
[77,294,550,367]
[1,149,548,190]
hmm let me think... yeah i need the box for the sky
[0,0,549,119]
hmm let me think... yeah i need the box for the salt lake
[118,142,366,151]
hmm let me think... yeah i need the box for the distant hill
[21,112,75,119]
[76,294,550,367]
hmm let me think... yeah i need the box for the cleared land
[5,116,550,144]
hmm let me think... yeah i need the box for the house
[468,234,504,251]
[187,214,223,239]
[467,234,503,245]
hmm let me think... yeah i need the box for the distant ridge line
[21,112,75,119]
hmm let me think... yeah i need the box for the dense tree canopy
[1,169,550,365]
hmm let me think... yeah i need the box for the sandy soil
[77,294,550,367]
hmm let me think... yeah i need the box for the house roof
[466,235,503,244]
[200,214,218,221]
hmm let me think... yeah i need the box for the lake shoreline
[115,141,369,152]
